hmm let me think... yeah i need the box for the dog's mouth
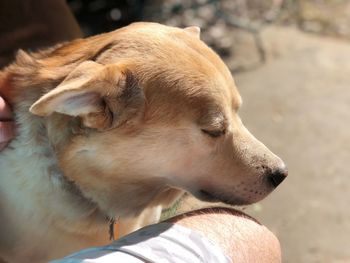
[197,189,221,202]
[196,189,252,206]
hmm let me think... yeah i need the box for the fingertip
[0,97,13,120]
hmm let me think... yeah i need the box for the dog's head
[28,23,287,217]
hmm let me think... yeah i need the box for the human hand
[0,96,14,150]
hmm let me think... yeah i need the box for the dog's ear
[184,26,201,39]
[30,61,144,130]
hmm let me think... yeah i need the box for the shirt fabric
[51,222,232,263]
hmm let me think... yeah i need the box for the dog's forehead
[98,23,241,110]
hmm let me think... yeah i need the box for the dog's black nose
[269,167,288,188]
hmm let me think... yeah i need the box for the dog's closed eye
[201,128,226,138]
[199,109,227,138]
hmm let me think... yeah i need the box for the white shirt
[51,223,232,263]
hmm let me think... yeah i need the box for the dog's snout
[268,166,288,188]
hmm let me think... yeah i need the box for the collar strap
[109,218,120,240]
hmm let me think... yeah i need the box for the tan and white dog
[0,22,287,262]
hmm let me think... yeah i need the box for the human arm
[53,207,281,263]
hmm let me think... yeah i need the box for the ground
[177,26,350,263]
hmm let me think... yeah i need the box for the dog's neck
[0,68,111,233]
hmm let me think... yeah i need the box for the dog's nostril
[268,167,288,188]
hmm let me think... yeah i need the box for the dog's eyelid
[199,110,227,127]
[201,128,226,138]
[200,118,227,138]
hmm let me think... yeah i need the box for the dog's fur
[0,23,287,262]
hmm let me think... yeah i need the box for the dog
[0,22,287,262]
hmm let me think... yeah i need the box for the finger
[0,121,15,143]
[0,97,13,120]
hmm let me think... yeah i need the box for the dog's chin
[194,189,257,206]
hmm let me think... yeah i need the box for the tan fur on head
[0,22,287,262]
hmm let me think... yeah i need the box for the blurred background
[69,1,349,262]
[2,0,349,262]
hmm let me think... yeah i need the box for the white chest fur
[0,114,107,262]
